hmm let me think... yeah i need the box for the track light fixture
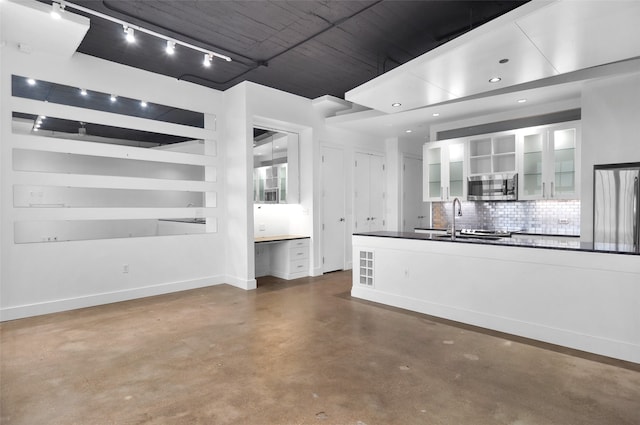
[203,53,213,68]
[55,1,231,63]
[51,1,64,20]
[124,26,135,43]
[166,40,176,55]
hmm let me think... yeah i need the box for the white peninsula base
[352,234,640,364]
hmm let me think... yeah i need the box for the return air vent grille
[359,250,374,286]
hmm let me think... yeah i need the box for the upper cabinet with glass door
[423,139,465,202]
[253,128,299,204]
[518,122,580,200]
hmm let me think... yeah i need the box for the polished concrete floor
[1,271,639,425]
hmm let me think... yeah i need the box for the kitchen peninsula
[352,231,640,363]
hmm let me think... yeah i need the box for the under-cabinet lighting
[110,94,117,102]
[27,78,36,86]
[140,100,148,108]
[80,88,87,96]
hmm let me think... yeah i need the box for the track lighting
[203,53,212,67]
[166,40,175,55]
[53,1,232,63]
[124,26,135,43]
[51,2,64,19]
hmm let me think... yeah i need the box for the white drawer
[289,238,309,248]
[289,246,309,261]
[289,259,308,273]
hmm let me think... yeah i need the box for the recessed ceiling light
[499,58,509,64]
[392,103,401,107]
[27,78,36,86]
[432,113,440,117]
[405,130,412,133]
[489,77,502,83]
[517,98,527,103]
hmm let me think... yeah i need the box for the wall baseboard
[0,275,226,322]
[225,275,257,290]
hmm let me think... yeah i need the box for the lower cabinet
[271,238,309,279]
[255,238,310,280]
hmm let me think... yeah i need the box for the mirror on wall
[253,127,299,204]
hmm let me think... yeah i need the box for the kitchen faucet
[451,197,462,240]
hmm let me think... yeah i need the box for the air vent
[358,250,374,286]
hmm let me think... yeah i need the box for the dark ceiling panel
[38,0,528,99]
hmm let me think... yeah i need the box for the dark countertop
[356,231,639,256]
[414,228,580,238]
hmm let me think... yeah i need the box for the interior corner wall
[1,48,227,320]
[580,72,640,242]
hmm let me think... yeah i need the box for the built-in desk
[255,235,310,279]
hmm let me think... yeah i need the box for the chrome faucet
[451,197,462,240]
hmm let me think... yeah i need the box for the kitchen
[1,0,639,359]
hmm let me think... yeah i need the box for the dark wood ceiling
[53,0,527,99]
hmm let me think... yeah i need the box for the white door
[368,153,385,231]
[354,152,371,233]
[402,156,428,231]
[354,152,385,232]
[321,146,345,273]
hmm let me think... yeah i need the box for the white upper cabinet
[468,132,517,176]
[423,139,465,202]
[518,121,580,200]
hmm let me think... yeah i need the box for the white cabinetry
[519,122,580,200]
[354,152,385,232]
[423,140,465,202]
[270,238,310,280]
[468,133,517,176]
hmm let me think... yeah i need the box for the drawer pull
[296,252,303,256]
[297,265,304,269]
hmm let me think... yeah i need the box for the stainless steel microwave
[467,173,518,201]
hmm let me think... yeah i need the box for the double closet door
[354,152,385,233]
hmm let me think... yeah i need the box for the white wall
[1,45,226,320]
[580,72,640,242]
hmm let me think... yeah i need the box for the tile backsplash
[432,200,580,235]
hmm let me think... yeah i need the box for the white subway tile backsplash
[433,200,580,235]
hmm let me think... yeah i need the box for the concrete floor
[1,271,639,425]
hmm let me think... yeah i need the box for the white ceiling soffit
[0,0,90,58]
[345,0,640,114]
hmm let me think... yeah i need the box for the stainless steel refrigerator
[593,163,640,253]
